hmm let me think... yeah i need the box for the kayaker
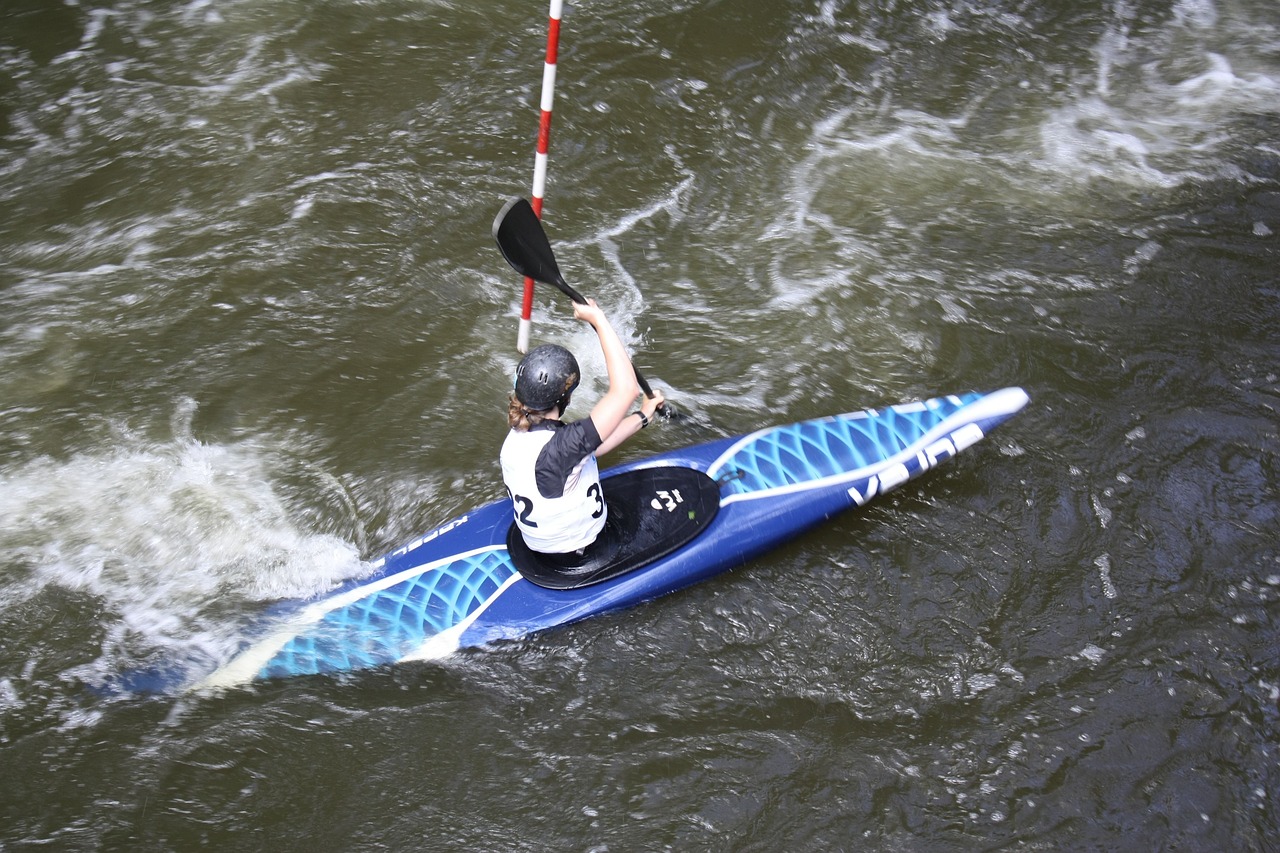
[501,298,665,561]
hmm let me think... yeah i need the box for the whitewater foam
[0,408,368,689]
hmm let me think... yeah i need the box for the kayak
[168,386,1028,692]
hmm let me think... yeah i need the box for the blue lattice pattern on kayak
[717,393,982,495]
[259,549,517,679]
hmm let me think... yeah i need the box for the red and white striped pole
[517,0,563,353]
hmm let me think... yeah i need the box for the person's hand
[572,298,606,328]
[640,389,665,419]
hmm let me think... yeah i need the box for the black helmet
[514,344,580,411]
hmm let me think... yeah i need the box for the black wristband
[634,410,650,429]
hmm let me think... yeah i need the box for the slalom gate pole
[517,0,563,354]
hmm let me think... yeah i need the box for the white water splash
[1091,493,1113,529]
[1041,13,1280,187]
[1079,643,1107,665]
[1094,554,1118,600]
[786,0,1280,245]
[0,408,368,685]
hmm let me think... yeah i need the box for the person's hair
[507,394,548,431]
[507,390,572,431]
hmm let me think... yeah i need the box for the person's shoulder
[558,416,601,447]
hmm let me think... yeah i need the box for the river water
[2,0,1277,848]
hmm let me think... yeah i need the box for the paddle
[493,197,671,415]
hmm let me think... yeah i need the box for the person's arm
[596,388,664,456]
[573,299,641,447]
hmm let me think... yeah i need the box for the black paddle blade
[491,197,674,415]
[492,198,585,303]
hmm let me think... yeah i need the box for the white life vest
[500,420,606,553]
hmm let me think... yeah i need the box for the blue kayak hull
[188,387,1029,691]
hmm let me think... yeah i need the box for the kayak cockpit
[507,467,721,590]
